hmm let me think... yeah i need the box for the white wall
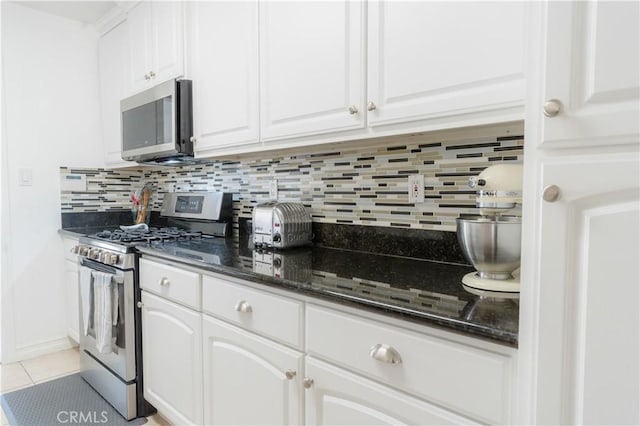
[1,2,104,362]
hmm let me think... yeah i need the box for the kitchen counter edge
[135,245,518,347]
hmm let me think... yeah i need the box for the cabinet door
[150,1,184,84]
[260,1,365,141]
[188,1,259,154]
[305,357,476,425]
[540,1,639,148]
[203,315,303,425]
[367,1,526,128]
[530,155,639,425]
[98,19,136,168]
[127,1,152,93]
[141,291,203,425]
[65,259,79,343]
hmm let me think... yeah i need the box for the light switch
[19,168,33,186]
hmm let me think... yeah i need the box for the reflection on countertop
[135,234,519,346]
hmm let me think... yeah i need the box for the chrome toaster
[252,202,312,249]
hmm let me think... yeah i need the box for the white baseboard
[4,336,77,363]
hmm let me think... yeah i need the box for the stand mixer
[456,164,523,293]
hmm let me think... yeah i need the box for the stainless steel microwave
[120,79,194,165]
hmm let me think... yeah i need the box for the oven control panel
[73,244,134,270]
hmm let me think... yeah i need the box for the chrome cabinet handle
[149,70,156,78]
[369,343,402,364]
[543,99,562,117]
[144,74,150,80]
[136,301,143,308]
[189,136,197,143]
[235,300,253,313]
[542,185,561,202]
[367,101,377,111]
[285,370,296,380]
[348,105,358,115]
[303,378,314,389]
[159,277,170,286]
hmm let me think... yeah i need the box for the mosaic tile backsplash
[60,133,524,232]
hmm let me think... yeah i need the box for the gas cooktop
[89,226,210,244]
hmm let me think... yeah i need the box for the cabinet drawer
[202,274,303,348]
[306,305,512,424]
[140,258,201,309]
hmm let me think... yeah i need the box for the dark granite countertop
[135,235,519,346]
[60,211,519,346]
[59,226,116,238]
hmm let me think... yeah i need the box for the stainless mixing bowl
[456,216,522,280]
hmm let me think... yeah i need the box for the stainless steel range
[74,192,232,420]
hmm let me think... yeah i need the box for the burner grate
[91,227,204,244]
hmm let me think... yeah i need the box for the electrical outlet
[408,174,424,203]
[269,179,278,200]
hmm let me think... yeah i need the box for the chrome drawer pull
[235,300,253,313]
[160,277,170,286]
[369,343,402,364]
[303,378,314,389]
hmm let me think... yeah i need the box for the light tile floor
[0,347,169,426]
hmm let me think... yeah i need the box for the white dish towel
[78,266,93,336]
[92,271,119,354]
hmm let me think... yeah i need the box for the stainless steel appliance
[253,202,312,249]
[121,79,194,165]
[74,192,233,420]
[456,164,523,293]
[76,247,141,420]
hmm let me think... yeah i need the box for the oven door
[78,257,136,382]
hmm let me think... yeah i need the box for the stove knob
[73,245,80,254]
[90,249,101,260]
[108,254,119,265]
[79,247,89,256]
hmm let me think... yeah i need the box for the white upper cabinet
[367,1,527,129]
[128,1,184,93]
[98,19,135,168]
[519,2,639,424]
[259,1,365,141]
[259,1,525,145]
[532,156,639,425]
[539,1,639,148]
[188,1,260,154]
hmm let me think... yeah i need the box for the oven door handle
[80,257,125,279]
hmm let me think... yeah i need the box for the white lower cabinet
[65,260,79,343]
[62,236,80,343]
[141,291,203,426]
[202,315,304,425]
[305,357,475,425]
[306,305,512,424]
[140,262,514,426]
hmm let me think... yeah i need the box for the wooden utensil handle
[136,187,151,223]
